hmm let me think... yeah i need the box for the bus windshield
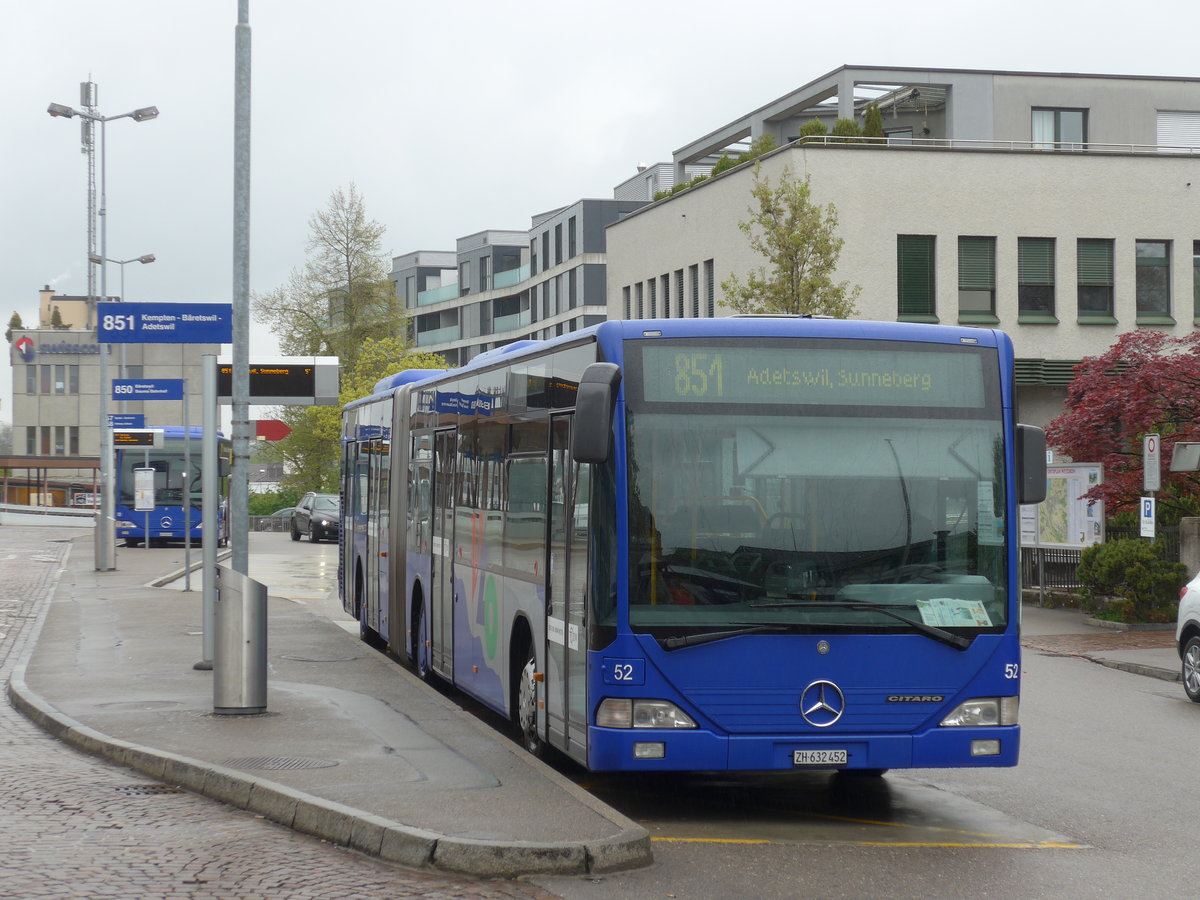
[624,338,1009,643]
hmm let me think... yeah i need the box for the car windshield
[313,497,339,512]
[623,338,1009,644]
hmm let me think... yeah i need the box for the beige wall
[607,142,1200,370]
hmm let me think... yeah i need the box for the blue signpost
[112,378,185,401]
[97,302,233,344]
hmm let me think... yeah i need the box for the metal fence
[1021,527,1180,590]
[250,515,291,533]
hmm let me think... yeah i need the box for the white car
[1176,571,1200,701]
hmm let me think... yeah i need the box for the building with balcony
[392,200,646,367]
[604,65,1200,427]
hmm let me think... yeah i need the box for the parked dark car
[291,492,340,542]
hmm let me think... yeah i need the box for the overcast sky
[3,0,1199,425]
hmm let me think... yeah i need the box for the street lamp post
[90,252,156,301]
[49,93,159,572]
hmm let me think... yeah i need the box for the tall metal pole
[96,116,116,571]
[231,0,252,574]
[198,355,217,669]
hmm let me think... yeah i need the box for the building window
[568,216,577,257]
[480,256,491,292]
[635,282,644,318]
[623,286,631,319]
[25,365,35,394]
[459,262,471,296]
[704,259,715,317]
[648,278,657,317]
[660,274,670,319]
[54,365,66,394]
[1078,239,1115,320]
[689,264,700,317]
[1032,108,1087,150]
[25,426,35,455]
[40,426,51,455]
[54,426,65,455]
[1018,237,1056,320]
[675,269,684,318]
[568,268,577,309]
[542,233,550,272]
[1194,241,1200,320]
[897,235,936,320]
[1136,240,1172,320]
[530,239,538,275]
[957,236,996,318]
[554,224,563,266]
[40,365,51,394]
[69,426,79,456]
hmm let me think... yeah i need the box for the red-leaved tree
[1046,330,1200,518]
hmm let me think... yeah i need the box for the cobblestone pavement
[0,530,554,900]
[1021,627,1176,656]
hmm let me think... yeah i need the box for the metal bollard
[213,564,267,714]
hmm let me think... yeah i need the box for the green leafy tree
[831,117,863,143]
[252,184,400,372]
[49,307,65,329]
[799,119,828,138]
[863,103,884,138]
[274,337,446,493]
[720,164,861,317]
[5,312,22,343]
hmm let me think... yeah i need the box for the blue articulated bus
[114,426,231,547]
[340,317,1046,773]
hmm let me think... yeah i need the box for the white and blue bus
[114,426,231,547]
[340,318,1046,773]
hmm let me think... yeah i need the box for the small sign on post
[1141,496,1156,539]
[1144,433,1161,492]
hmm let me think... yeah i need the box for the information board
[97,302,233,344]
[1020,463,1104,549]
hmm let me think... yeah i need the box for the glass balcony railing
[493,264,530,290]
[415,325,460,346]
[417,283,461,306]
[492,310,532,333]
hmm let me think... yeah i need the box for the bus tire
[411,598,431,681]
[514,644,545,759]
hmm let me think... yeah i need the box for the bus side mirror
[1016,424,1047,505]
[219,458,231,479]
[572,363,621,464]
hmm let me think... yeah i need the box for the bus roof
[349,318,1010,408]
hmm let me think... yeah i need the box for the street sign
[97,302,233,344]
[1144,433,1161,492]
[112,428,164,448]
[108,414,146,429]
[216,356,339,406]
[112,378,184,401]
[1141,496,1156,539]
[133,467,156,512]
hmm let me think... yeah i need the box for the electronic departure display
[217,364,315,398]
[112,429,162,447]
[637,341,989,408]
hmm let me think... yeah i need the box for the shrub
[800,119,828,138]
[1076,538,1186,623]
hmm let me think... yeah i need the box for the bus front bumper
[586,725,1019,772]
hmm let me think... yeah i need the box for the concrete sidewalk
[1021,603,1181,684]
[5,530,650,878]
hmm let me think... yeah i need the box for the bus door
[344,441,367,619]
[365,438,388,637]
[430,429,456,679]
[546,415,589,764]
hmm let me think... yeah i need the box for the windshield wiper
[661,624,792,650]
[750,599,972,651]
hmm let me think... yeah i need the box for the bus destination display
[639,343,987,408]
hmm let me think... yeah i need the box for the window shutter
[898,235,935,316]
[1019,238,1055,284]
[958,237,995,289]
[1077,240,1113,285]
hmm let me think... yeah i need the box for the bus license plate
[793,749,847,766]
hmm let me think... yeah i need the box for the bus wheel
[516,649,544,758]
[411,601,431,681]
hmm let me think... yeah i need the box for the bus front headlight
[940,696,1018,727]
[596,698,697,729]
